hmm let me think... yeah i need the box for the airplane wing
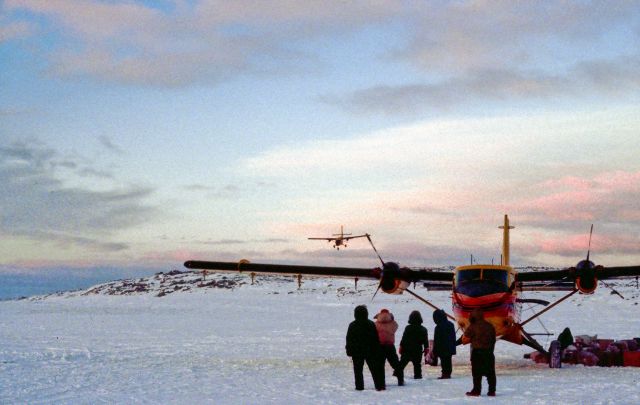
[341,234,369,241]
[515,265,640,291]
[185,260,378,279]
[307,237,336,241]
[184,260,454,283]
[595,266,640,279]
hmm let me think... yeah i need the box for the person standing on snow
[396,310,429,385]
[346,305,385,391]
[461,309,496,397]
[558,327,574,350]
[432,308,457,379]
[373,308,402,386]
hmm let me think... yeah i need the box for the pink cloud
[518,190,598,220]
[533,232,639,257]
[537,176,592,191]
[513,170,640,224]
[593,170,640,193]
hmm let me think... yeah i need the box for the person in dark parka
[396,310,429,385]
[346,305,385,391]
[432,309,457,379]
[462,309,496,397]
[558,327,574,350]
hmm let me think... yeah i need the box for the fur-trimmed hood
[374,309,398,345]
[374,310,394,323]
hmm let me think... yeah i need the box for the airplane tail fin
[499,215,514,266]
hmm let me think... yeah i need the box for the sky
[1,0,640,277]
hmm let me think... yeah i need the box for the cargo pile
[528,335,640,367]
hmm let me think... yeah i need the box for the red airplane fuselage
[452,264,523,344]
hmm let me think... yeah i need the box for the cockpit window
[456,269,481,285]
[482,269,508,285]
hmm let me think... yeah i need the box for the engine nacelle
[379,262,409,294]
[574,260,600,294]
[381,277,409,294]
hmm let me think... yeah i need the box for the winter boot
[466,390,481,397]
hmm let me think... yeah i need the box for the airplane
[307,225,369,250]
[184,215,640,366]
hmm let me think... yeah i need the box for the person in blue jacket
[432,308,457,379]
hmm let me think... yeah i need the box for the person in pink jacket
[374,308,403,386]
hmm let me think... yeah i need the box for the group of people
[345,306,497,397]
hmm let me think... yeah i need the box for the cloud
[5,0,400,86]
[195,238,289,246]
[528,233,640,257]
[317,1,640,115]
[77,167,114,179]
[329,56,640,115]
[241,119,512,181]
[513,171,640,227]
[6,0,639,98]
[236,109,640,266]
[0,140,159,252]
[180,183,240,199]
[98,135,124,154]
[181,181,276,200]
[242,109,639,180]
[399,1,640,74]
[239,110,640,241]
[0,19,31,42]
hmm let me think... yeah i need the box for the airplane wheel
[549,340,562,368]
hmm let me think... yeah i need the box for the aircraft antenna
[586,224,593,262]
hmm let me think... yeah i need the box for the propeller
[371,282,382,302]
[365,234,390,302]
[366,234,385,267]
[600,279,625,299]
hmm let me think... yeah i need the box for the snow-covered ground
[1,271,639,404]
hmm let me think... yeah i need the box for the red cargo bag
[623,351,640,367]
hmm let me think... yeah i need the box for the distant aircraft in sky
[307,225,368,250]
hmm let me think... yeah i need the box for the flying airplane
[307,225,368,250]
[184,215,640,366]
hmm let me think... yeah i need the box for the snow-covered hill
[2,270,639,404]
